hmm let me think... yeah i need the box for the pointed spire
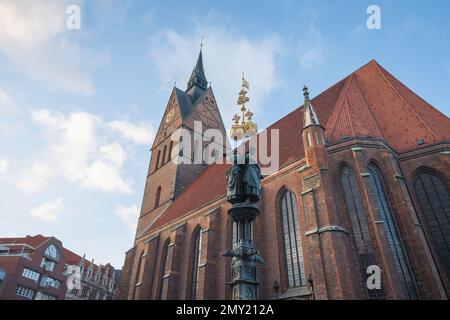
[303,85,320,128]
[186,46,208,93]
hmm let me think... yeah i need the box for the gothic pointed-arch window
[156,150,161,169]
[414,170,450,279]
[168,141,174,162]
[279,189,306,288]
[162,145,167,165]
[340,165,385,299]
[155,186,162,208]
[367,163,418,299]
[189,227,203,299]
[133,250,145,299]
[158,239,170,299]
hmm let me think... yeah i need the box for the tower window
[155,186,162,208]
[279,189,306,288]
[162,145,167,165]
[168,141,174,162]
[367,163,417,299]
[414,170,450,279]
[156,150,161,169]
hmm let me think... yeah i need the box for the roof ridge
[372,61,439,141]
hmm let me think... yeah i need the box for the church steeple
[186,47,208,101]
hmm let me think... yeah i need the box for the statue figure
[226,151,244,204]
[226,150,261,204]
[243,152,261,203]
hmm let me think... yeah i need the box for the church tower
[135,48,227,239]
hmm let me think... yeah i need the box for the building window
[40,276,61,289]
[367,164,418,299]
[156,150,161,169]
[168,141,174,162]
[44,244,59,260]
[155,186,162,208]
[0,268,5,288]
[35,291,56,300]
[279,189,306,288]
[340,165,385,299]
[162,145,167,165]
[158,239,171,299]
[414,170,450,279]
[22,268,40,283]
[133,250,146,299]
[190,227,202,299]
[40,258,56,272]
[16,286,34,299]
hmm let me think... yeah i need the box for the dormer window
[44,244,59,261]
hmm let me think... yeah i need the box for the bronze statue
[226,150,261,204]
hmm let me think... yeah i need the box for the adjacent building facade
[0,234,118,300]
[118,51,450,300]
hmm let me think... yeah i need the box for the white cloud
[0,158,9,174]
[0,0,108,95]
[30,198,64,222]
[148,26,282,127]
[0,89,18,114]
[107,120,155,145]
[16,162,53,192]
[115,205,139,233]
[18,109,134,194]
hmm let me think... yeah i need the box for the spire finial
[230,74,257,140]
[200,36,204,49]
[303,85,309,99]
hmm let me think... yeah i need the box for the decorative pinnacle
[230,74,257,140]
[303,85,309,99]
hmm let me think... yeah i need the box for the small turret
[301,86,327,167]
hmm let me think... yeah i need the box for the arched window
[156,150,161,169]
[340,165,385,299]
[158,239,170,299]
[189,227,202,299]
[44,244,59,261]
[162,145,167,165]
[414,170,450,279]
[367,163,418,299]
[133,250,145,299]
[168,141,174,162]
[155,186,162,208]
[279,189,306,288]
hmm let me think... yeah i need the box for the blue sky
[0,0,449,268]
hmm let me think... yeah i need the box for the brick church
[118,49,450,300]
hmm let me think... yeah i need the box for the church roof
[146,59,450,234]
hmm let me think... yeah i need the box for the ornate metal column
[223,75,264,300]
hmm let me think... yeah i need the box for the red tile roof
[63,247,114,277]
[146,60,450,234]
[0,234,51,248]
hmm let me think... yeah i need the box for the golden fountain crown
[230,74,258,141]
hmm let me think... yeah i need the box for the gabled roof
[145,59,450,234]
